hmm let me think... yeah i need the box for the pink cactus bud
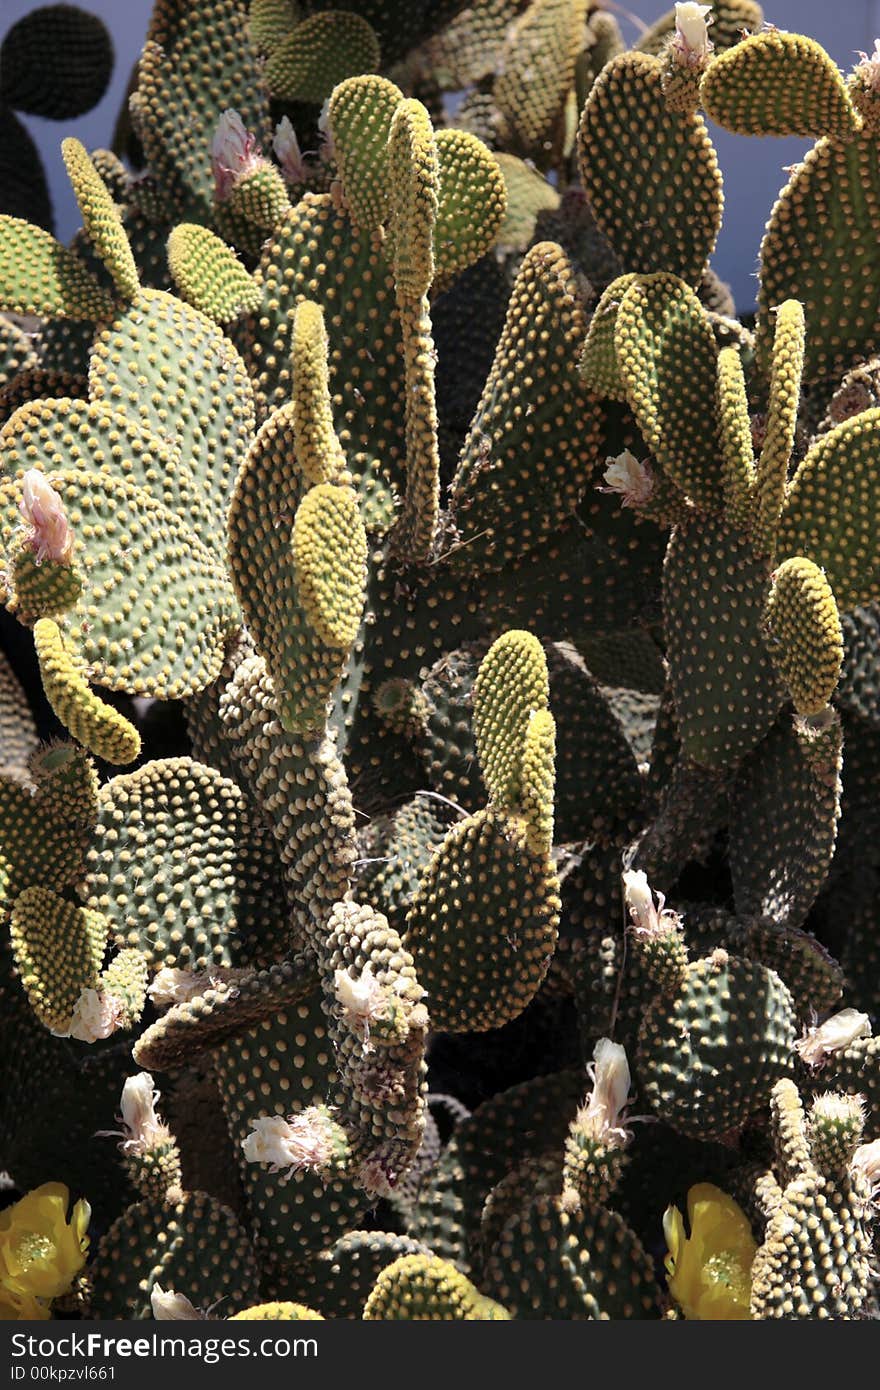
[19,470,74,566]
[272,116,308,185]
[212,109,264,202]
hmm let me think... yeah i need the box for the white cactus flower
[578,1038,632,1144]
[673,3,714,65]
[851,1137,880,1195]
[211,109,263,202]
[598,451,654,509]
[62,988,122,1043]
[241,1107,338,1181]
[794,1008,872,1067]
[150,1285,205,1320]
[855,38,880,91]
[19,470,74,566]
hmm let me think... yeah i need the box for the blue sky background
[5,0,878,308]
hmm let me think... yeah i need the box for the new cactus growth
[1,0,880,1325]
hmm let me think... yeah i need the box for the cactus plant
[0,0,879,1326]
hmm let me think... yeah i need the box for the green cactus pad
[0,217,115,321]
[752,299,804,556]
[756,132,880,381]
[326,74,404,235]
[364,1253,510,1319]
[10,885,108,1033]
[305,1231,433,1318]
[449,241,600,572]
[0,650,38,779]
[432,130,507,289]
[614,272,721,508]
[763,557,843,716]
[637,952,797,1139]
[472,629,549,811]
[716,346,756,530]
[700,30,858,139]
[494,153,561,253]
[89,1190,260,1319]
[663,513,784,766]
[61,139,139,303]
[578,52,722,285]
[486,1197,663,1319]
[82,757,291,971]
[494,0,589,156]
[167,224,262,323]
[776,410,880,612]
[265,12,380,103]
[579,274,639,401]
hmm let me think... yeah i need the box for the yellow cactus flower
[0,1287,50,1320]
[663,1183,756,1320]
[0,1184,90,1304]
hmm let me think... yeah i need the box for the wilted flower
[672,3,714,66]
[62,987,123,1043]
[19,470,74,566]
[664,1183,756,1319]
[242,1107,345,1182]
[855,39,880,91]
[146,966,248,1011]
[622,868,681,936]
[272,117,308,185]
[598,451,654,509]
[334,965,401,1050]
[794,1008,872,1068]
[99,1073,170,1156]
[150,1285,206,1320]
[0,1184,90,1304]
[212,109,264,202]
[851,1137,880,1195]
[575,1038,632,1146]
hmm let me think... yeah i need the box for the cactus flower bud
[150,1285,206,1320]
[598,451,654,509]
[578,1038,632,1145]
[19,470,74,566]
[672,3,714,65]
[212,110,264,202]
[794,1008,872,1067]
[272,116,308,185]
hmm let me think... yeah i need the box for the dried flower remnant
[150,1285,206,1320]
[576,1038,633,1147]
[241,1106,348,1183]
[19,471,74,566]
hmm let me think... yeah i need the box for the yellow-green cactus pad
[473,629,549,811]
[518,707,556,854]
[486,1197,662,1319]
[433,130,507,289]
[578,52,722,285]
[776,409,880,612]
[0,469,239,700]
[494,0,590,155]
[764,558,843,716]
[752,299,805,557]
[10,884,108,1033]
[716,345,756,530]
[90,1191,260,1319]
[363,1253,510,1320]
[289,299,346,485]
[248,0,298,55]
[82,756,291,970]
[388,99,439,299]
[88,289,256,557]
[700,30,858,139]
[450,241,600,572]
[579,274,639,401]
[292,484,368,649]
[230,1302,324,1319]
[100,947,149,1029]
[167,224,262,323]
[756,132,880,381]
[663,513,785,766]
[326,75,404,235]
[404,806,559,1032]
[615,273,721,508]
[0,216,115,320]
[61,139,139,302]
[265,12,380,103]
[729,711,842,927]
[33,618,142,765]
[390,295,441,564]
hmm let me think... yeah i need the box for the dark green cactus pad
[662,513,785,767]
[729,714,841,928]
[757,133,880,381]
[493,0,589,157]
[0,108,53,231]
[485,1197,663,1319]
[837,604,880,727]
[358,797,455,931]
[578,53,723,285]
[0,648,37,778]
[823,1036,880,1132]
[213,996,371,1273]
[81,757,291,971]
[637,951,798,1139]
[0,317,37,391]
[90,1190,260,1319]
[304,1231,434,1318]
[1,5,114,120]
[264,12,381,104]
[409,1070,584,1273]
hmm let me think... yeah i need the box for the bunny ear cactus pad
[363,1254,510,1320]
[33,618,142,766]
[89,1191,260,1319]
[700,31,858,139]
[449,241,601,572]
[764,558,843,716]
[716,346,756,529]
[432,131,507,290]
[579,274,639,401]
[472,629,549,809]
[264,12,381,103]
[663,512,785,767]
[752,299,805,558]
[578,52,723,285]
[167,224,262,324]
[0,217,115,321]
[10,885,109,1033]
[326,75,405,235]
[493,0,590,157]
[61,139,139,303]
[615,273,721,509]
[775,410,880,612]
[0,4,114,120]
[81,757,291,971]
